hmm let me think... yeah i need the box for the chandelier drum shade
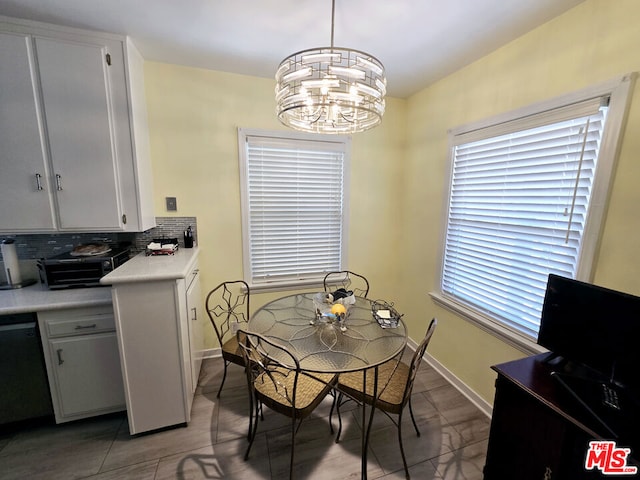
[275,0,387,134]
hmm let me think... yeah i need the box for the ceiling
[0,0,584,98]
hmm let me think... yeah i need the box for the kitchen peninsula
[101,247,203,435]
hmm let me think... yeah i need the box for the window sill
[429,291,547,356]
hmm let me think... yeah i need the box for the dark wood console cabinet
[484,354,639,479]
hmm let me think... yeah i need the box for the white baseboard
[406,338,493,419]
[204,348,221,359]
[205,343,493,419]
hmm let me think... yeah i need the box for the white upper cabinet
[0,17,155,233]
[0,32,56,230]
[36,37,122,230]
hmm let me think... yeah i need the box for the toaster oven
[37,247,130,290]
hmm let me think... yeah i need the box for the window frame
[431,74,636,353]
[238,127,351,292]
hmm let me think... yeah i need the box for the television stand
[550,370,618,438]
[484,354,640,479]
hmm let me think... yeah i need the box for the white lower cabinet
[38,305,126,423]
[186,267,204,392]
[108,252,203,435]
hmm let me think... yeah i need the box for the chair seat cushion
[255,367,335,416]
[338,360,409,413]
[221,334,245,365]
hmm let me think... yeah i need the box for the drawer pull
[75,323,97,330]
[57,348,64,365]
[191,307,197,322]
[35,173,43,191]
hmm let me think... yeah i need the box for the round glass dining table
[248,292,407,480]
[248,292,408,373]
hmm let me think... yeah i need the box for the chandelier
[275,0,387,134]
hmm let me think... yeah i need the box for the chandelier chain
[330,0,335,51]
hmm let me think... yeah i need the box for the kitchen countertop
[0,283,113,315]
[0,248,199,315]
[100,247,199,285]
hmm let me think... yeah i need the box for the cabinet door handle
[57,348,64,365]
[35,173,44,191]
[55,174,63,191]
[74,324,97,330]
[191,307,197,322]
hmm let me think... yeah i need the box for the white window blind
[239,131,349,287]
[442,98,608,339]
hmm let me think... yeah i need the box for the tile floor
[0,351,490,479]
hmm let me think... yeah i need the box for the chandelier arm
[308,108,324,124]
[338,111,355,124]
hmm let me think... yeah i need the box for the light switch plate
[166,197,177,211]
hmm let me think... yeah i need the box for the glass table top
[248,293,407,373]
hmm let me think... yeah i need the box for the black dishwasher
[0,313,53,425]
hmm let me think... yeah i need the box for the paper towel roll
[1,239,22,285]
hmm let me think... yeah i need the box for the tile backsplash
[1,217,197,260]
[131,217,197,253]
[3,232,134,261]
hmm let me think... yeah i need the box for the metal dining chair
[334,318,438,479]
[237,330,336,480]
[323,270,370,298]
[205,280,250,398]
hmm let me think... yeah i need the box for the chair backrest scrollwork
[323,270,370,298]
[205,280,250,346]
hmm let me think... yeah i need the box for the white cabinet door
[0,32,56,231]
[48,332,125,418]
[186,268,204,392]
[35,37,122,231]
[113,280,190,434]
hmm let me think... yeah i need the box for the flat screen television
[538,274,640,393]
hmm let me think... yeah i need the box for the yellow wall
[143,0,640,405]
[143,63,408,347]
[402,0,640,402]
